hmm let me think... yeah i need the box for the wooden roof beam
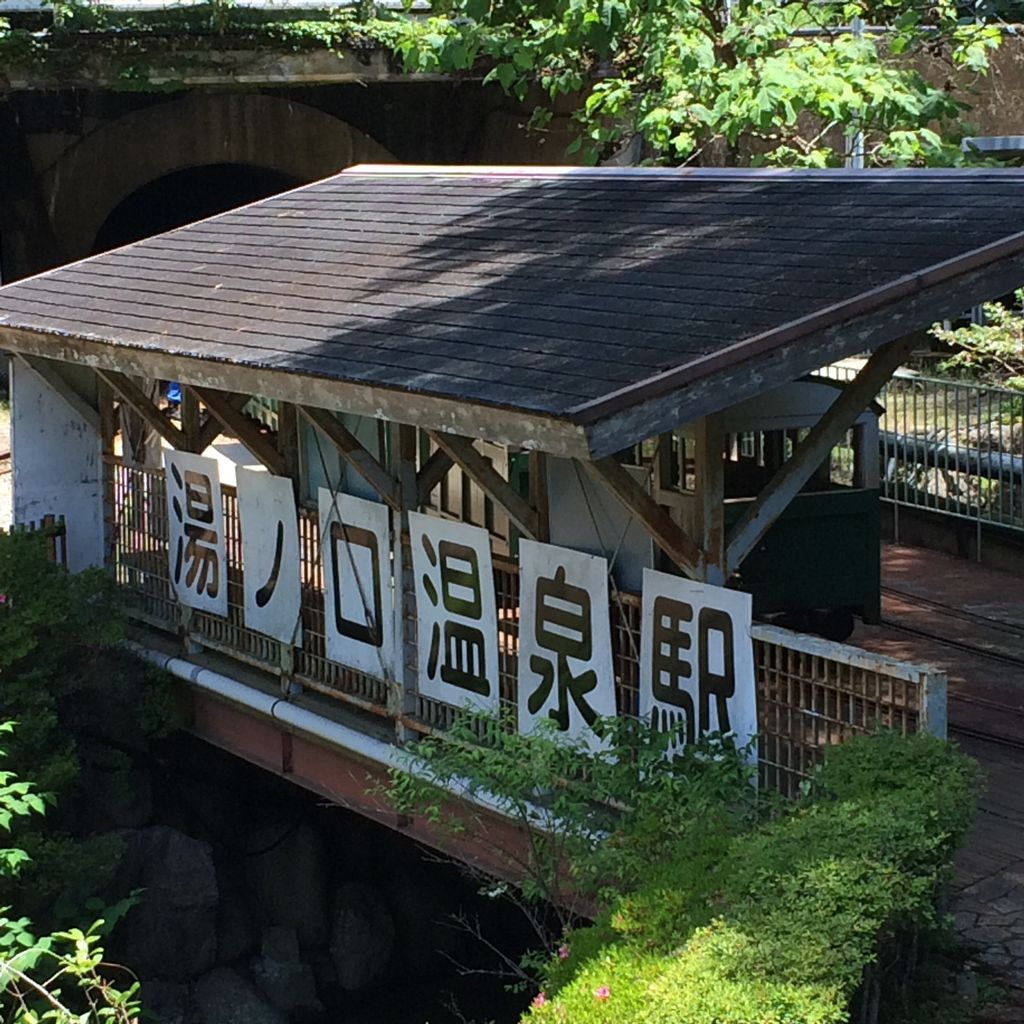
[581,249,1024,459]
[725,334,916,576]
[96,369,187,451]
[299,405,401,511]
[584,456,706,579]
[429,432,540,539]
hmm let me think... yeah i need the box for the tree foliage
[932,288,1024,391]
[0,723,139,1024]
[0,530,177,916]
[388,0,1002,165]
[387,712,765,988]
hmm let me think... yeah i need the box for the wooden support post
[190,386,289,476]
[725,335,915,576]
[276,402,301,497]
[584,456,706,579]
[17,355,101,433]
[97,369,187,451]
[693,413,726,585]
[299,406,401,510]
[181,388,202,453]
[97,375,117,564]
[416,446,454,507]
[428,432,540,539]
[528,451,550,543]
[392,424,419,743]
[97,375,117,455]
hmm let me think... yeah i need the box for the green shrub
[0,529,179,917]
[529,733,979,1024]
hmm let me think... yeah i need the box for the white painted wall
[11,359,104,572]
[546,457,654,592]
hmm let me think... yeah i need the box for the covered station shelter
[0,166,1019,862]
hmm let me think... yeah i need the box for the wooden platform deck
[852,545,1024,1000]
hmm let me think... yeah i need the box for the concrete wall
[11,359,104,571]
[0,80,579,282]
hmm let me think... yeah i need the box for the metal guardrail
[104,456,943,798]
[821,366,1024,541]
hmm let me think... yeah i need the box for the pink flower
[557,944,570,960]
[594,985,611,1001]
[531,992,547,1009]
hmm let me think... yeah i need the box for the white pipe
[128,641,412,769]
[126,642,549,826]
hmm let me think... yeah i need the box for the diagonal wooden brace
[194,392,250,453]
[725,335,916,576]
[416,446,455,506]
[299,406,401,510]
[190,386,289,476]
[17,355,100,434]
[97,368,187,451]
[583,456,706,578]
[428,431,539,539]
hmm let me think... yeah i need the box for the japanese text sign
[164,450,228,617]
[517,540,616,749]
[319,489,397,680]
[639,569,757,752]
[236,468,302,646]
[409,512,499,713]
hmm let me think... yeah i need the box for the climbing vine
[0,1,1008,167]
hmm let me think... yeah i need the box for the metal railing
[104,456,944,798]
[820,366,1024,540]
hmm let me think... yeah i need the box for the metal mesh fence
[820,366,1024,536]
[105,456,937,797]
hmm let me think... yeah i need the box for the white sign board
[639,568,757,751]
[236,468,302,646]
[408,511,499,712]
[517,540,616,748]
[164,450,228,617]
[319,489,396,680]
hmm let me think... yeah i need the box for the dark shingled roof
[2,166,1024,454]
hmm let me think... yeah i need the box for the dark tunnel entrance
[92,163,300,254]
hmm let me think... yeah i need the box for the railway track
[880,585,1024,669]
[877,584,1024,749]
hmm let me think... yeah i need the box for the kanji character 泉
[526,565,599,731]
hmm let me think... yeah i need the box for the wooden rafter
[428,432,539,539]
[16,355,100,434]
[299,406,401,510]
[725,335,916,575]
[584,456,706,579]
[96,368,187,451]
[189,386,288,476]
[416,447,454,506]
